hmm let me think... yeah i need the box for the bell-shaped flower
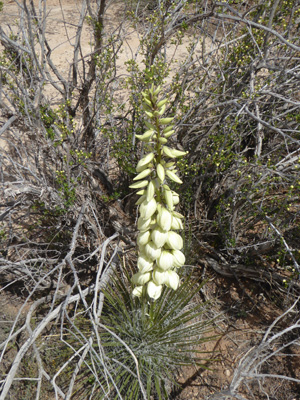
[166,231,183,250]
[132,271,151,286]
[151,227,168,248]
[137,255,154,273]
[132,286,143,297]
[171,216,183,230]
[137,231,151,247]
[172,249,186,267]
[138,216,151,232]
[145,241,161,261]
[157,207,172,232]
[152,268,168,285]
[157,250,174,270]
[147,280,163,300]
[140,197,157,220]
[165,270,180,290]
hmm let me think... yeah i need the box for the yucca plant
[95,268,216,400]
[129,85,188,300]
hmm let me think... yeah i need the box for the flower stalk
[130,85,187,300]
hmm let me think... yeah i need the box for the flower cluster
[129,85,187,300]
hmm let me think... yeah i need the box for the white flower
[145,241,162,260]
[135,194,146,205]
[156,250,174,270]
[166,231,183,250]
[137,231,151,247]
[157,207,172,231]
[140,197,157,220]
[172,249,186,267]
[132,272,151,285]
[132,286,143,297]
[147,281,163,300]
[137,255,154,273]
[152,268,168,285]
[151,227,168,248]
[165,270,180,290]
[171,216,183,230]
[137,216,151,232]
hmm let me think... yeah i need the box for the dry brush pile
[0,0,300,399]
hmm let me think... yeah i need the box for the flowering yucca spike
[129,85,187,300]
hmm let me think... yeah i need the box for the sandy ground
[2,2,299,400]
[0,0,201,102]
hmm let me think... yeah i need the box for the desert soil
[1,1,300,400]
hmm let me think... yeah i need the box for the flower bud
[137,230,151,247]
[158,137,168,144]
[138,216,151,232]
[129,180,149,189]
[152,268,168,285]
[157,207,172,231]
[158,105,166,116]
[151,227,168,248]
[137,255,154,273]
[172,250,185,267]
[172,191,179,205]
[135,129,155,141]
[153,85,161,95]
[165,270,179,290]
[145,241,162,260]
[162,145,175,158]
[136,152,155,172]
[160,117,174,124]
[166,231,183,250]
[171,216,183,230]
[145,111,154,118]
[163,130,175,138]
[163,125,174,134]
[166,169,183,184]
[164,188,173,210]
[140,197,157,220]
[170,149,188,157]
[147,281,162,300]
[146,180,155,201]
[132,286,143,297]
[157,163,165,182]
[163,146,186,159]
[132,272,151,285]
[135,194,146,205]
[172,210,184,219]
[145,121,156,130]
[157,98,168,108]
[133,168,151,181]
[157,250,174,270]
